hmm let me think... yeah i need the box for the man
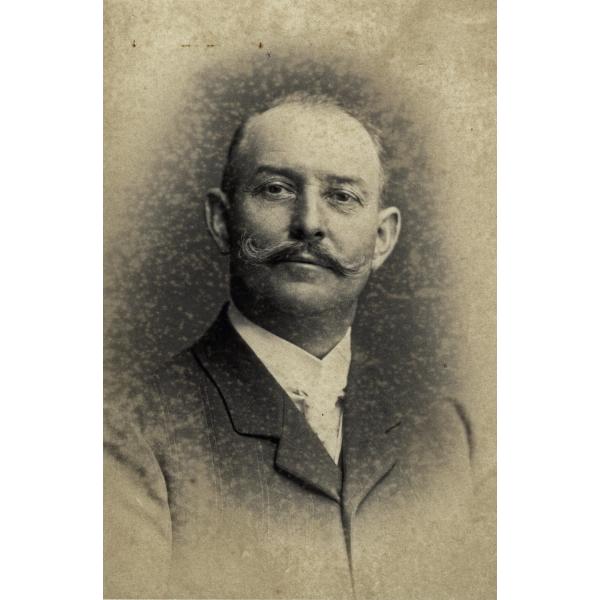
[104,93,478,599]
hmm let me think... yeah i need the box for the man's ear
[371,206,401,272]
[205,188,231,254]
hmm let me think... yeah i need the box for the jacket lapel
[193,305,341,502]
[276,399,341,502]
[341,354,405,517]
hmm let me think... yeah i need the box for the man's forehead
[238,103,382,189]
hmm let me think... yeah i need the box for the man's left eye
[329,190,358,203]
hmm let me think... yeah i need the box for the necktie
[288,385,344,464]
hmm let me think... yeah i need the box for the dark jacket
[104,306,487,599]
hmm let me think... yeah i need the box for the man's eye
[256,183,295,200]
[266,184,285,194]
[329,190,359,204]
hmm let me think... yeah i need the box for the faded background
[104,0,495,483]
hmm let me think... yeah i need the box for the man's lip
[276,255,328,268]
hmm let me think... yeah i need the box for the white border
[499,1,600,598]
[1,1,600,598]
[0,1,103,598]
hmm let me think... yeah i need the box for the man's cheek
[242,210,289,237]
[340,234,375,258]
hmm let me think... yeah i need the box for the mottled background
[105,0,495,476]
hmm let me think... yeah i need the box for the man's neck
[230,293,356,359]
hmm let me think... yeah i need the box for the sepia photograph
[9,0,600,600]
[7,2,600,600]
[104,1,496,598]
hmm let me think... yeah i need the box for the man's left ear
[371,206,401,272]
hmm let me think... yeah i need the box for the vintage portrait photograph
[104,1,496,598]
[7,2,600,600]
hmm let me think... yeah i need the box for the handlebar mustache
[238,233,369,278]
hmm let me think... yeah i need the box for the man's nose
[290,186,325,241]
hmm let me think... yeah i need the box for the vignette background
[104,0,495,487]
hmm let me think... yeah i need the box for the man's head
[206,93,401,317]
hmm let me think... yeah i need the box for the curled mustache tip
[238,232,368,278]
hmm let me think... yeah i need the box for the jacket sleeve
[104,416,172,599]
[445,397,496,599]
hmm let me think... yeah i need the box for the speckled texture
[106,51,456,398]
[104,1,496,598]
[105,309,478,598]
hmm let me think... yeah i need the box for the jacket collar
[192,305,342,502]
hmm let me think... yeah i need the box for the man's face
[211,103,399,316]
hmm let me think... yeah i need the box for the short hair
[220,92,388,202]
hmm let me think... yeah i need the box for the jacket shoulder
[153,346,207,392]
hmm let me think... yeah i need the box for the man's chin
[231,266,367,316]
[262,281,344,316]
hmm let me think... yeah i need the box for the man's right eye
[256,182,295,200]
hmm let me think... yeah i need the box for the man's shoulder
[105,343,218,477]
[105,329,215,442]
[152,344,205,390]
[151,309,229,393]
[349,345,470,416]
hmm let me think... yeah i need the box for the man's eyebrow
[321,173,368,190]
[252,165,301,180]
[253,165,369,190]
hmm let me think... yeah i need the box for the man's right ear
[205,188,231,254]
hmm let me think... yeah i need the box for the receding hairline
[220,93,387,201]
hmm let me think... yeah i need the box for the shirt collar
[227,302,352,398]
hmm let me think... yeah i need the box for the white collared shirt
[228,303,351,464]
